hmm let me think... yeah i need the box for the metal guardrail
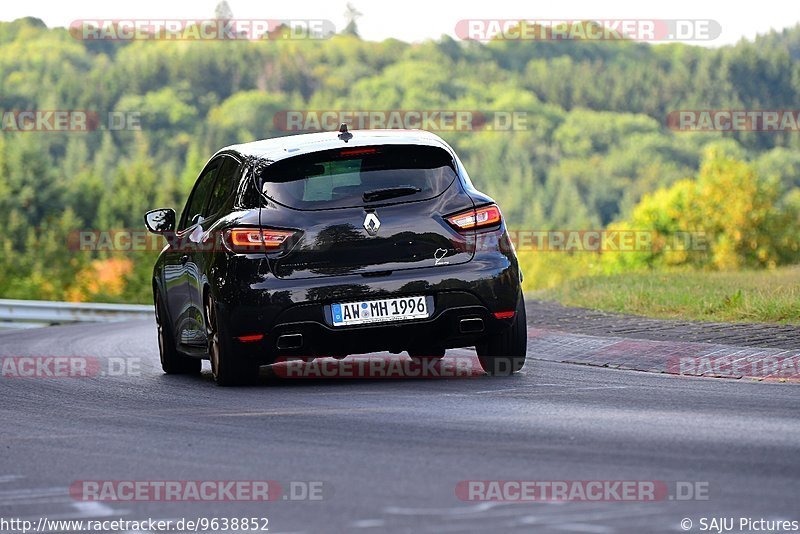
[0,299,153,329]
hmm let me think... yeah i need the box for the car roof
[217,129,454,162]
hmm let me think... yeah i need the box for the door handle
[180,255,189,265]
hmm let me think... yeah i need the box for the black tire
[206,295,259,386]
[408,347,446,364]
[155,291,201,375]
[476,294,527,376]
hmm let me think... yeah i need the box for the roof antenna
[338,123,353,142]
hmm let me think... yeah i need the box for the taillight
[222,228,296,253]
[339,147,378,157]
[446,204,502,231]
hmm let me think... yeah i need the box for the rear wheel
[206,295,259,386]
[155,291,201,375]
[476,295,527,376]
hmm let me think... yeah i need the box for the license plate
[331,296,428,327]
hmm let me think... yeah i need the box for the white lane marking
[383,502,501,515]
[471,383,563,393]
[444,385,629,396]
[71,501,116,518]
[552,523,614,533]
[442,384,557,396]
[0,487,66,504]
[514,505,661,528]
[574,386,629,391]
[213,406,404,417]
[351,519,386,528]
[0,475,24,484]
[375,502,665,533]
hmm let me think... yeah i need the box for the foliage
[601,147,800,272]
[1,17,799,302]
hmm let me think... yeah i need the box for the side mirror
[144,208,176,233]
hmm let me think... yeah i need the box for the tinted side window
[180,161,220,229]
[207,157,240,216]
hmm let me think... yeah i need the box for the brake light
[339,147,378,156]
[446,205,502,231]
[223,228,295,253]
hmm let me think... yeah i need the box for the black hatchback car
[145,128,527,385]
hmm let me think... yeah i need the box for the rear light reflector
[236,334,264,343]
[446,204,502,231]
[494,311,515,319]
[223,228,295,253]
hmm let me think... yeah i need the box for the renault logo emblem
[364,212,381,236]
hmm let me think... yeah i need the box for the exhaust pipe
[459,318,484,334]
[276,333,304,350]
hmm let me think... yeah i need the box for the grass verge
[533,267,800,324]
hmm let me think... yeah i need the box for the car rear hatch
[257,144,476,280]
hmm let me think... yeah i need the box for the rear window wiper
[363,186,422,203]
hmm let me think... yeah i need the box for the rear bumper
[215,252,521,364]
[263,299,502,359]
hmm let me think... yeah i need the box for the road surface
[1,318,798,533]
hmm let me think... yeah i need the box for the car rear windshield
[259,144,457,210]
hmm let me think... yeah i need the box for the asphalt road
[1,319,798,534]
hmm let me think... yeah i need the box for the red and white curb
[525,327,800,382]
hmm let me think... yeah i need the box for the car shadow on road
[191,352,520,388]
